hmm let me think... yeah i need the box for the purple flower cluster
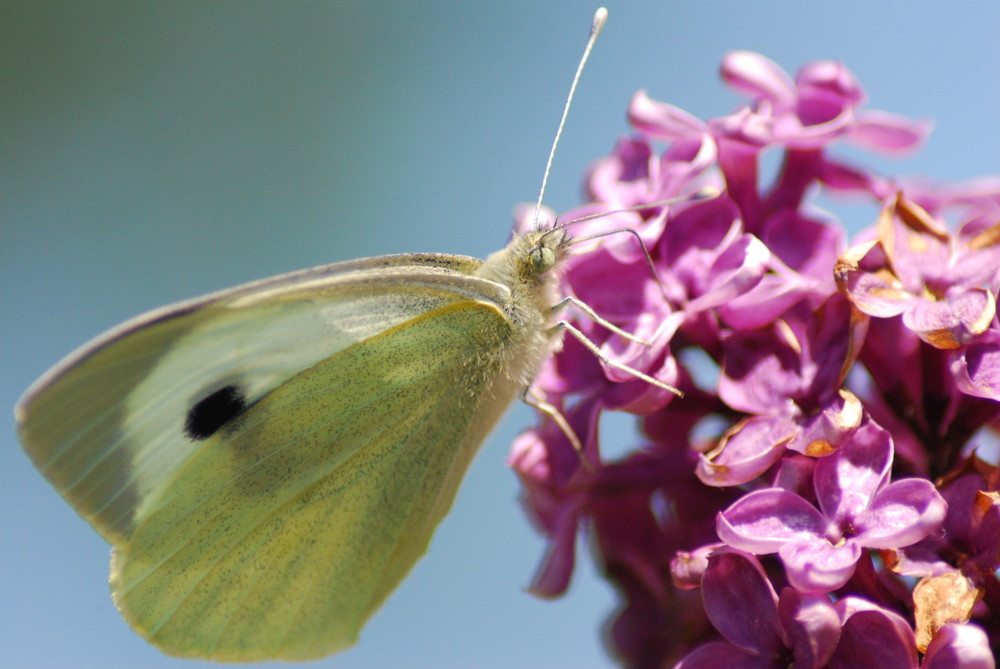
[509,52,1000,668]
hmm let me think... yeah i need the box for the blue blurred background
[4,2,1000,668]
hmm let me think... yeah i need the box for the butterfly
[18,224,579,660]
[16,8,665,661]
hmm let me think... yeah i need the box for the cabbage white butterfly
[16,7,654,661]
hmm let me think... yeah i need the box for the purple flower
[675,550,840,668]
[677,554,990,669]
[507,50,1000,664]
[717,420,946,592]
[698,294,867,485]
[836,193,1000,351]
[713,51,929,152]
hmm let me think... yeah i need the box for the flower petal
[828,605,918,669]
[847,110,931,153]
[778,589,841,668]
[717,488,827,553]
[778,540,861,593]
[697,416,794,486]
[814,420,893,522]
[720,51,795,103]
[855,478,947,549]
[702,551,781,654]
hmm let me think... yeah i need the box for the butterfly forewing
[16,254,508,548]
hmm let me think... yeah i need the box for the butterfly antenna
[532,7,608,231]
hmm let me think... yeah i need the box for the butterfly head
[516,226,572,287]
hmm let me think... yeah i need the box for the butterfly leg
[519,388,597,473]
[550,296,651,345]
[552,321,683,397]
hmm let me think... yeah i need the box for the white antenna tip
[592,8,608,34]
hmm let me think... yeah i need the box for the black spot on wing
[185,384,248,440]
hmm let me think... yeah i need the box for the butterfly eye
[530,245,556,272]
[184,384,248,440]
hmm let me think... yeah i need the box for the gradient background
[4,2,1000,668]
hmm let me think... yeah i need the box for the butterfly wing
[113,301,515,660]
[17,254,521,659]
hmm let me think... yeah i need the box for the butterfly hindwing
[111,301,512,660]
